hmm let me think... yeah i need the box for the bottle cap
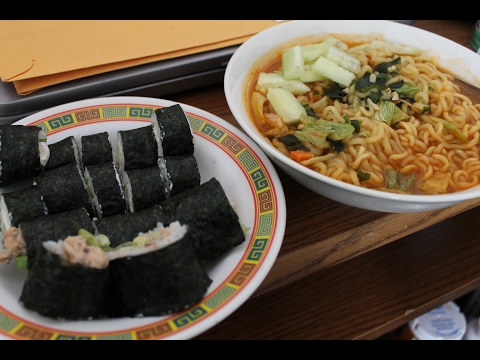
[408,302,467,340]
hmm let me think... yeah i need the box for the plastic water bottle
[464,317,480,340]
[471,20,480,54]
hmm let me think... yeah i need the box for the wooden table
[166,20,480,340]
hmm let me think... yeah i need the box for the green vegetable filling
[294,114,354,150]
[357,170,371,182]
[385,169,416,192]
[277,134,310,152]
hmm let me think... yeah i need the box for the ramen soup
[247,35,480,195]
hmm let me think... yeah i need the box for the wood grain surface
[163,20,480,340]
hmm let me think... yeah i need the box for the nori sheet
[124,166,167,212]
[94,204,169,247]
[118,125,158,171]
[80,132,113,167]
[18,207,94,270]
[34,162,94,216]
[0,125,42,188]
[84,162,126,218]
[44,136,78,171]
[19,245,111,320]
[164,155,200,197]
[107,236,212,318]
[161,177,245,262]
[2,185,48,227]
[153,104,194,156]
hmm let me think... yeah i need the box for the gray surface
[0,45,238,124]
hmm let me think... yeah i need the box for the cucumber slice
[349,40,421,56]
[300,43,330,63]
[312,56,355,87]
[282,45,304,80]
[257,72,310,95]
[325,45,361,74]
[299,66,327,82]
[322,36,349,51]
[266,88,306,125]
[377,40,421,55]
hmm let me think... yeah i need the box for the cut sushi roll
[17,207,94,269]
[163,155,201,197]
[19,235,111,320]
[35,162,95,216]
[107,221,212,318]
[84,162,126,218]
[0,124,49,188]
[78,132,114,168]
[94,204,168,248]
[0,185,48,231]
[151,104,194,158]
[44,136,81,171]
[122,166,168,213]
[117,125,158,175]
[161,177,245,262]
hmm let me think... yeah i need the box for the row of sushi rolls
[0,104,247,320]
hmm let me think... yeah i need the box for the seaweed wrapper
[117,125,158,173]
[107,236,212,318]
[19,245,111,320]
[162,177,245,261]
[80,132,114,167]
[1,185,48,228]
[84,162,126,218]
[94,204,168,248]
[35,162,94,216]
[0,125,43,188]
[44,136,79,171]
[19,207,94,270]
[152,104,194,157]
[123,166,167,213]
[163,155,200,197]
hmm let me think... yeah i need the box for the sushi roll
[44,136,81,171]
[122,166,168,213]
[78,132,114,168]
[19,235,111,320]
[162,155,201,197]
[106,221,212,318]
[0,124,50,188]
[117,125,158,174]
[151,104,194,158]
[0,185,48,231]
[161,177,245,262]
[34,162,95,216]
[94,204,168,248]
[84,162,126,219]
[18,207,94,269]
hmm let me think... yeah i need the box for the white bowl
[224,20,480,213]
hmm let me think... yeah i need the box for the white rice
[107,221,187,261]
[38,130,50,167]
[116,132,126,176]
[122,171,135,213]
[150,111,165,158]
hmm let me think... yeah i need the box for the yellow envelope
[0,20,282,95]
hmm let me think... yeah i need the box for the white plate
[0,96,286,340]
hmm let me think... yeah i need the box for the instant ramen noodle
[248,36,480,195]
